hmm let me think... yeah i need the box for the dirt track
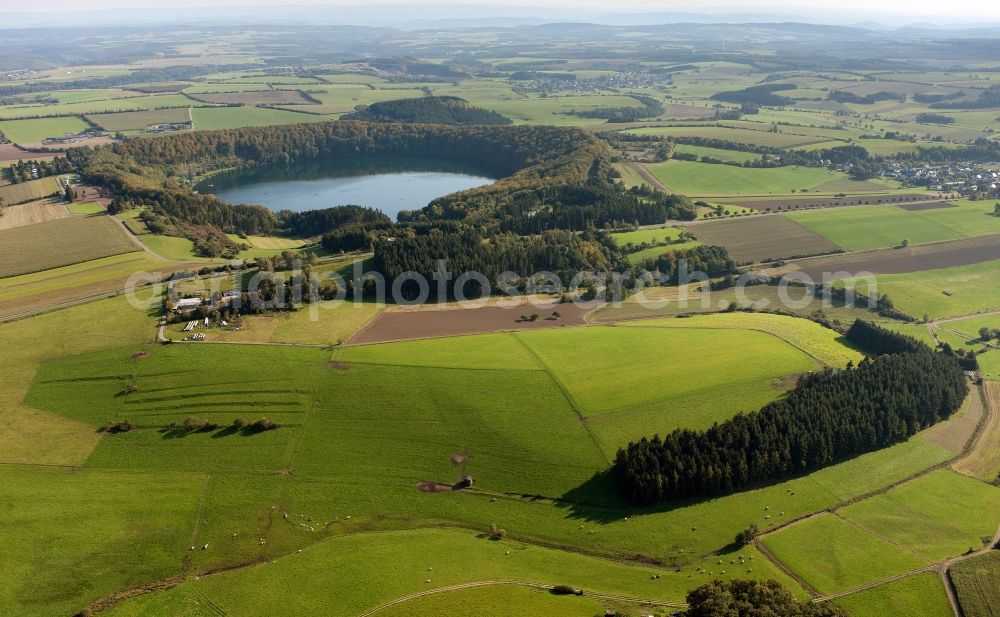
[624,161,671,192]
[952,381,1000,481]
[357,579,684,616]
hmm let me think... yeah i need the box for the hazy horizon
[9,1,1000,27]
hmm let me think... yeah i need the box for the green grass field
[838,470,1000,561]
[0,252,165,303]
[102,528,694,616]
[0,466,205,617]
[673,143,764,163]
[932,314,1000,340]
[68,201,106,215]
[86,107,191,132]
[0,296,159,467]
[0,215,138,277]
[592,282,888,328]
[610,226,702,263]
[191,107,329,131]
[0,116,91,144]
[949,551,1000,617]
[847,259,1000,319]
[21,314,951,534]
[833,572,952,617]
[761,512,930,594]
[975,348,1000,381]
[624,312,864,368]
[138,234,214,261]
[647,160,859,196]
[511,325,819,453]
[1,292,971,614]
[789,201,1000,251]
[626,125,829,148]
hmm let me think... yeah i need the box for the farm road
[356,579,686,616]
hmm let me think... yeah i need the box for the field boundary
[614,321,832,368]
[952,381,1000,481]
[756,382,998,608]
[356,579,686,616]
[511,331,613,465]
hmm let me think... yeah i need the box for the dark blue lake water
[198,157,496,220]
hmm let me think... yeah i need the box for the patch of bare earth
[896,200,957,212]
[348,300,596,344]
[0,143,58,162]
[688,215,840,263]
[790,234,1000,280]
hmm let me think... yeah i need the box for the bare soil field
[349,301,596,344]
[189,90,315,106]
[0,198,68,231]
[790,234,1000,279]
[723,193,936,211]
[687,215,841,263]
[0,143,58,163]
[897,200,957,212]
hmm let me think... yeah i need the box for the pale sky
[13,0,1000,21]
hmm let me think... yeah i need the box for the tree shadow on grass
[552,470,660,524]
[158,422,282,440]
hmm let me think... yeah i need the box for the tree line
[567,94,665,123]
[711,83,798,107]
[371,228,618,299]
[75,121,698,264]
[342,96,513,125]
[78,120,611,231]
[612,321,968,505]
[1,157,76,184]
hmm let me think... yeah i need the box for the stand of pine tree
[612,321,968,506]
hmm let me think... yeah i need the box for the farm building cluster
[42,129,109,145]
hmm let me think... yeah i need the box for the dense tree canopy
[74,121,703,267]
[686,579,846,617]
[342,96,512,125]
[613,321,968,505]
[77,120,615,235]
